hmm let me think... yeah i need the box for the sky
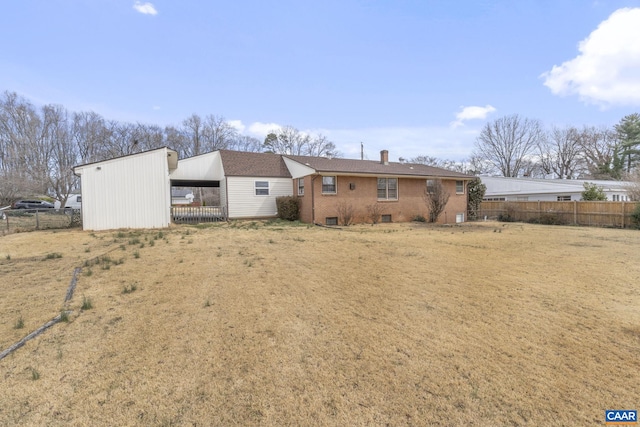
[2,0,640,161]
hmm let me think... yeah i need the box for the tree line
[0,91,336,206]
[2,89,638,207]
[409,113,640,182]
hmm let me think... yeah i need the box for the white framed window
[377,178,398,200]
[255,181,269,196]
[322,176,336,194]
[298,178,304,196]
[456,180,464,194]
[557,195,571,201]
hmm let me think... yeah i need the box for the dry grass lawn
[0,221,639,426]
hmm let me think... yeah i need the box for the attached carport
[169,152,227,223]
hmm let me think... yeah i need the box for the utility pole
[361,142,364,161]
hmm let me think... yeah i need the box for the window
[298,178,304,196]
[456,180,464,194]
[255,181,269,196]
[484,197,506,201]
[426,179,436,194]
[322,176,336,194]
[377,178,398,200]
[325,217,338,226]
[557,195,571,201]
[381,214,392,223]
[456,213,465,223]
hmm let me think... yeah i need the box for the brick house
[283,150,473,225]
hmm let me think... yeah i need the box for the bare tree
[263,125,310,155]
[131,123,165,152]
[182,114,205,157]
[306,133,339,157]
[624,169,640,201]
[424,179,450,223]
[0,91,48,195]
[467,155,495,175]
[72,111,109,164]
[538,126,584,179]
[164,125,189,158]
[202,114,238,151]
[576,126,620,179]
[42,104,79,208]
[473,114,544,177]
[231,135,262,152]
[410,155,474,174]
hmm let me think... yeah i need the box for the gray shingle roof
[219,150,291,177]
[217,150,473,179]
[285,155,473,179]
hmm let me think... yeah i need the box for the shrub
[498,203,518,222]
[366,204,384,224]
[276,196,300,221]
[528,213,566,225]
[336,201,355,226]
[412,214,426,223]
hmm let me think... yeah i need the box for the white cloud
[227,120,245,133]
[541,7,640,106]
[152,105,161,110]
[133,2,158,15]
[450,105,496,128]
[247,122,282,137]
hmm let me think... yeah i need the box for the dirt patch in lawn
[1,221,639,426]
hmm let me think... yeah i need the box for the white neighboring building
[481,176,634,202]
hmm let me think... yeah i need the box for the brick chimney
[380,150,389,165]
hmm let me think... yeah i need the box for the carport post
[35,210,40,230]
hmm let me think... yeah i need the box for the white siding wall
[78,149,171,230]
[220,178,228,215]
[170,151,224,181]
[226,177,293,218]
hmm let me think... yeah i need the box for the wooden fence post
[573,201,577,225]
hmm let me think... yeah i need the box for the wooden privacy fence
[171,206,226,224]
[479,201,639,228]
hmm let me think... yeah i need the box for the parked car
[13,200,55,210]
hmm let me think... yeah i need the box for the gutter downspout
[224,179,230,221]
[311,174,319,224]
